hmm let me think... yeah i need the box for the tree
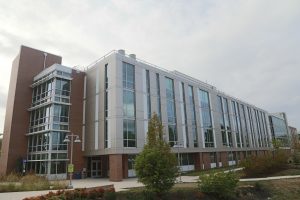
[135,113,178,197]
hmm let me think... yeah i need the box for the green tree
[135,113,178,197]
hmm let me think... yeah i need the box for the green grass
[0,174,67,192]
[183,166,240,176]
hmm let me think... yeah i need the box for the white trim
[95,122,99,150]
[82,126,85,151]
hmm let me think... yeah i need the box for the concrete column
[109,154,123,181]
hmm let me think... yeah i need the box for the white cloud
[0,0,299,130]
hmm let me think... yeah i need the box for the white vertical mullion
[143,69,148,141]
[95,67,99,150]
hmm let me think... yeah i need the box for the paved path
[1,174,300,200]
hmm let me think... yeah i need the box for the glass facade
[254,109,262,147]
[180,83,189,147]
[123,62,136,147]
[27,69,71,176]
[198,89,214,147]
[241,104,250,147]
[231,101,243,148]
[165,77,177,146]
[247,107,257,147]
[269,115,289,146]
[188,86,198,147]
[217,96,232,147]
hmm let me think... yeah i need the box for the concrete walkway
[1,174,300,200]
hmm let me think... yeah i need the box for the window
[210,152,217,163]
[123,119,136,147]
[198,89,214,147]
[165,77,177,146]
[180,83,189,147]
[188,86,198,147]
[123,62,136,147]
[123,62,135,90]
[123,90,135,118]
[231,101,242,147]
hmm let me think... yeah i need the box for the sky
[0,0,299,133]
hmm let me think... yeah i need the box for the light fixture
[63,136,70,143]
[74,136,81,143]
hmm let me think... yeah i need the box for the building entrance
[91,160,101,178]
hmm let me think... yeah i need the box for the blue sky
[0,0,299,132]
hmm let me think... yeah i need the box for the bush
[198,171,239,200]
[240,150,288,177]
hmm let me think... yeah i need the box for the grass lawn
[182,166,239,176]
[241,178,300,200]
[117,178,300,200]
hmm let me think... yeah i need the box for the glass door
[91,160,101,178]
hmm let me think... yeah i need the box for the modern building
[268,113,291,147]
[0,46,291,181]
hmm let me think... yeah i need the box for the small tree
[135,113,178,197]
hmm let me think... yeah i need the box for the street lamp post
[173,142,184,183]
[64,133,81,189]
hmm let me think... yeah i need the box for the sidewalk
[1,175,300,200]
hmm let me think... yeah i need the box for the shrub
[240,150,288,177]
[198,171,239,200]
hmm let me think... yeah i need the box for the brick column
[194,153,201,170]
[122,154,128,179]
[220,152,228,167]
[109,154,123,181]
[202,153,210,169]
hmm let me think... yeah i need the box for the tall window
[198,89,214,147]
[217,96,226,145]
[254,109,262,147]
[188,86,198,147]
[165,77,177,146]
[241,104,250,147]
[123,62,136,147]
[156,73,161,119]
[231,101,242,147]
[104,64,108,148]
[262,112,270,147]
[146,70,151,119]
[180,83,189,147]
[247,107,256,147]
[217,96,233,147]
